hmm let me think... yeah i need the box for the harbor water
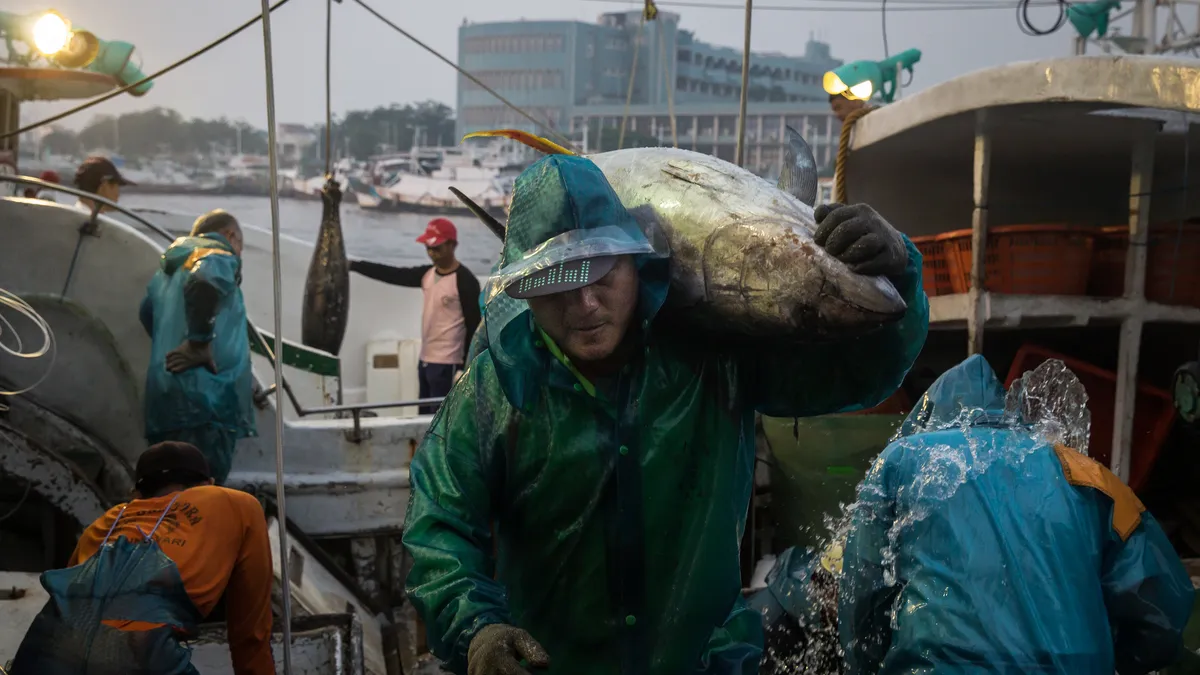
[122,194,503,273]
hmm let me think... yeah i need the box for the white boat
[354,144,520,216]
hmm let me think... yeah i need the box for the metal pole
[1111,123,1156,483]
[258,0,295,671]
[734,0,753,167]
[967,109,992,356]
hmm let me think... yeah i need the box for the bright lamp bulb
[823,71,848,96]
[849,80,874,100]
[31,11,71,56]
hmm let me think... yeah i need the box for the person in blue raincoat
[139,210,256,484]
[402,154,930,675]
[838,354,1195,675]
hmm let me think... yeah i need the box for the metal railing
[1,175,446,439]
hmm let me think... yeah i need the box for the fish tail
[461,129,577,156]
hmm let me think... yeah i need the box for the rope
[0,0,297,141]
[349,0,578,153]
[619,15,647,151]
[833,105,875,204]
[324,0,334,176]
[256,0,296,670]
[657,19,679,148]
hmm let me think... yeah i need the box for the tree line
[36,100,458,168]
[33,100,674,171]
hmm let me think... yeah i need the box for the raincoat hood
[899,354,1006,438]
[160,233,238,277]
[482,154,669,410]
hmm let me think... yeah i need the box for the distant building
[457,11,844,177]
[277,123,318,165]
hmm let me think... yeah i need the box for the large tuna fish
[455,128,907,340]
[300,177,350,354]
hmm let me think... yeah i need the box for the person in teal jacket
[839,354,1194,675]
[402,154,929,675]
[139,210,256,485]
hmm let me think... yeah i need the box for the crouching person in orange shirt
[10,441,276,675]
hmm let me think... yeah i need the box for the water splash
[761,358,1092,673]
[1004,358,1091,455]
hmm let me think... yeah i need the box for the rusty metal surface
[0,423,107,526]
[0,395,133,503]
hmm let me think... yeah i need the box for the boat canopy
[841,55,1200,239]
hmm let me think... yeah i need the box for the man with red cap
[349,217,481,414]
[23,170,61,201]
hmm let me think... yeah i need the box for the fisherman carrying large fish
[402,130,930,675]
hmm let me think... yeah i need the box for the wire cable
[349,0,580,153]
[584,0,1065,11]
[0,0,297,141]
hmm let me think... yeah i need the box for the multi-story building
[457,11,844,177]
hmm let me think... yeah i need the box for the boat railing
[0,173,446,438]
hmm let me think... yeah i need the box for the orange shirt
[70,485,275,675]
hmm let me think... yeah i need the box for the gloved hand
[166,340,217,374]
[467,624,550,675]
[814,202,908,280]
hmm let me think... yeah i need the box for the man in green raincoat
[402,155,930,675]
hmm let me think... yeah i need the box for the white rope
[0,288,57,411]
[257,0,296,671]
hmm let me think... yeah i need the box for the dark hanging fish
[301,177,349,355]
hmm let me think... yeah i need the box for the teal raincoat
[839,354,1195,675]
[403,155,930,675]
[139,234,256,461]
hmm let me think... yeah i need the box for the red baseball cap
[39,170,60,184]
[416,218,457,247]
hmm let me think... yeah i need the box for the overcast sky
[11,0,1185,131]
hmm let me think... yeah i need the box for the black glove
[467,624,550,675]
[814,202,908,280]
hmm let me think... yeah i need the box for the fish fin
[462,129,577,156]
[779,125,818,207]
[449,186,506,241]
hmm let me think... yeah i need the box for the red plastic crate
[1087,223,1200,307]
[1004,344,1175,492]
[938,224,1094,295]
[909,235,954,297]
